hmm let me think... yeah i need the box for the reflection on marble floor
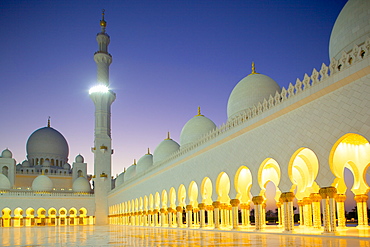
[1,225,370,246]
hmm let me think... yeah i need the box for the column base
[282,230,295,234]
[321,231,338,235]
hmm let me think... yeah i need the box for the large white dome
[153,136,180,164]
[32,174,53,192]
[0,174,11,191]
[72,177,91,193]
[180,110,216,147]
[26,126,69,164]
[329,0,370,60]
[227,72,280,120]
[124,164,137,181]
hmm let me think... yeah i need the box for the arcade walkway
[1,225,369,246]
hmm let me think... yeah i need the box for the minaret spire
[250,62,259,75]
[90,10,116,225]
[47,116,50,127]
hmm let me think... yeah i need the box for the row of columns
[110,187,369,234]
[1,216,93,227]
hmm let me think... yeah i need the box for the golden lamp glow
[89,84,109,94]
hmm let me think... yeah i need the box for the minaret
[89,9,116,225]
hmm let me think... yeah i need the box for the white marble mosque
[0,0,370,239]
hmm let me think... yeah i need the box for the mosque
[0,0,369,234]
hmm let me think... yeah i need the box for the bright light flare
[89,84,109,94]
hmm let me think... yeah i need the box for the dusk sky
[1,0,353,204]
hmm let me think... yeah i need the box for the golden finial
[250,62,259,75]
[100,9,107,31]
[195,106,204,117]
[124,167,126,172]
[165,132,171,140]
[147,148,151,155]
[133,159,137,165]
[47,116,50,127]
[41,170,45,175]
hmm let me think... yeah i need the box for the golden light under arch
[216,172,230,203]
[200,177,213,205]
[258,158,281,202]
[234,166,252,204]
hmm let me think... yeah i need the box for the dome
[1,149,12,158]
[72,176,91,193]
[32,174,53,192]
[43,160,51,167]
[137,150,153,173]
[180,108,216,147]
[329,0,370,60]
[75,154,84,163]
[153,135,180,164]
[115,173,125,187]
[227,69,280,120]
[26,126,69,162]
[22,160,31,167]
[63,163,71,170]
[0,173,11,190]
[124,163,137,181]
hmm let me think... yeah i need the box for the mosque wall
[108,56,370,207]
[14,175,73,190]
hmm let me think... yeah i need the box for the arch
[154,192,160,209]
[188,181,199,206]
[258,158,281,202]
[2,208,12,227]
[144,196,148,211]
[234,166,252,203]
[14,207,24,227]
[78,170,83,177]
[161,190,168,208]
[169,187,177,208]
[178,184,186,206]
[14,207,23,217]
[139,197,143,211]
[2,166,8,177]
[135,198,139,212]
[200,177,213,205]
[48,207,57,226]
[149,194,154,210]
[329,133,370,195]
[69,207,78,225]
[216,172,230,203]
[36,207,46,226]
[288,148,320,200]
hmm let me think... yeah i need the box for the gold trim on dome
[250,62,260,75]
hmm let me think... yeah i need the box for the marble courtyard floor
[1,225,370,246]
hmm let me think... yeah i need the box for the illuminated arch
[2,208,11,227]
[154,192,160,209]
[178,184,186,207]
[200,177,213,205]
[234,166,252,203]
[330,133,370,195]
[188,181,199,207]
[288,148,320,200]
[149,194,154,210]
[169,187,177,208]
[216,172,230,203]
[144,196,148,211]
[161,190,168,208]
[139,197,143,211]
[258,158,281,201]
[135,198,139,212]
[14,207,23,227]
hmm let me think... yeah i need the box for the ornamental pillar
[193,208,199,227]
[280,192,295,232]
[252,196,264,231]
[153,209,159,227]
[207,205,214,227]
[212,201,221,229]
[198,203,206,228]
[240,203,250,227]
[167,207,173,227]
[262,203,267,226]
[148,210,153,226]
[160,208,167,227]
[219,203,226,227]
[336,194,346,228]
[303,197,312,227]
[319,187,337,234]
[276,201,283,227]
[143,211,148,226]
[297,200,304,227]
[186,205,193,228]
[176,206,183,228]
[230,199,240,229]
[310,193,322,229]
[355,194,369,228]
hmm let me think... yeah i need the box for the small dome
[22,160,31,167]
[227,69,280,120]
[43,160,51,167]
[1,149,12,158]
[329,0,370,60]
[115,173,125,187]
[0,173,11,190]
[180,108,216,147]
[63,163,71,170]
[32,174,53,192]
[137,151,153,173]
[153,135,180,164]
[72,176,91,193]
[75,154,84,163]
[124,164,137,181]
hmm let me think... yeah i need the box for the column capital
[212,201,221,208]
[252,196,264,205]
[176,206,183,213]
[186,205,193,211]
[280,192,295,202]
[303,197,312,204]
[206,205,214,211]
[355,194,368,203]
[297,200,304,207]
[160,208,166,214]
[230,199,240,207]
[310,193,322,202]
[198,203,206,210]
[240,203,250,210]
[336,194,346,202]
